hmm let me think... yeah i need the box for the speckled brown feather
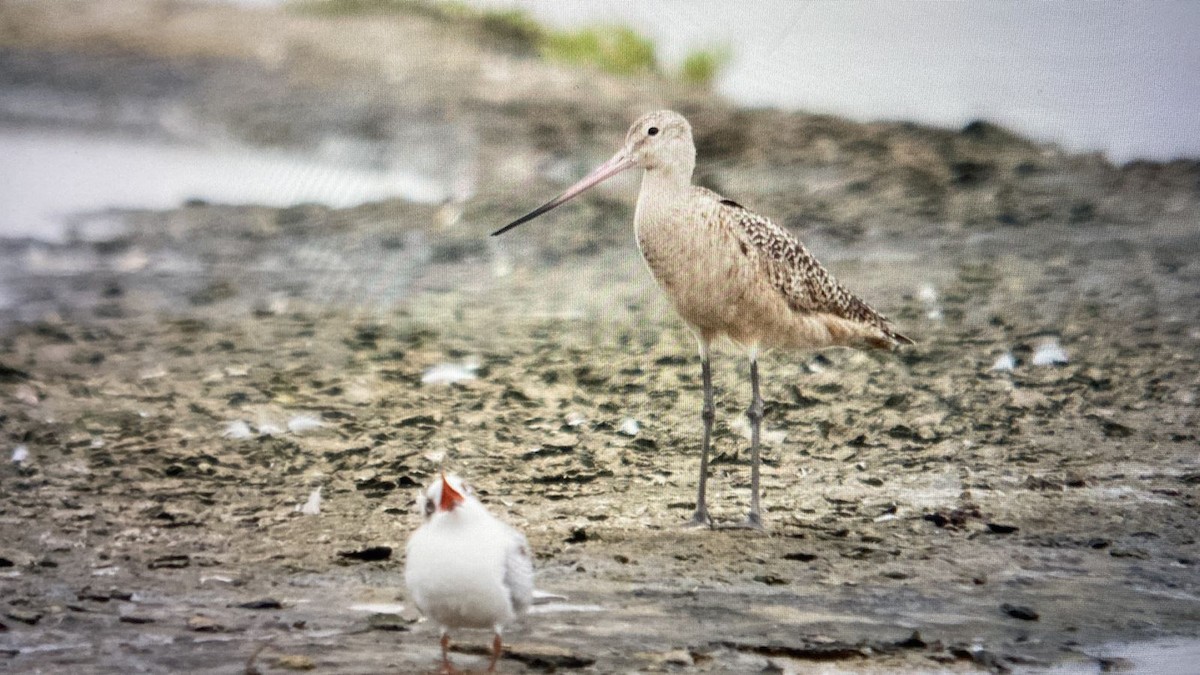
[711,191,912,350]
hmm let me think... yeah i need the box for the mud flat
[2,1,1199,672]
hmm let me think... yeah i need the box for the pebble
[1000,603,1039,621]
[297,487,322,515]
[274,655,316,671]
[421,361,478,385]
[366,613,413,631]
[11,444,28,464]
[5,608,42,625]
[222,421,254,440]
[287,415,325,433]
[618,418,639,436]
[337,546,392,562]
[1032,338,1069,366]
[990,352,1016,372]
[187,614,224,632]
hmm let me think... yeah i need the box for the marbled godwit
[406,473,534,674]
[494,110,911,528]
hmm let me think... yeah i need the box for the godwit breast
[494,110,911,528]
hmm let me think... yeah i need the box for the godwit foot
[683,509,712,529]
[729,512,765,531]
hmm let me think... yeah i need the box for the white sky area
[472,0,1200,162]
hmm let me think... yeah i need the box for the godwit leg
[486,632,502,672]
[687,343,715,527]
[439,632,456,675]
[741,356,765,529]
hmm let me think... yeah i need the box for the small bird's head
[419,472,469,520]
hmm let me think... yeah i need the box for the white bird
[405,473,534,674]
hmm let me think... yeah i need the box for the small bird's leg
[688,348,715,527]
[742,357,765,529]
[487,633,503,673]
[439,632,456,675]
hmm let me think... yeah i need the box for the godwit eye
[423,498,435,516]
[647,126,659,136]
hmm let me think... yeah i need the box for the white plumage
[405,474,533,673]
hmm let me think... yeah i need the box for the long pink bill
[492,149,636,236]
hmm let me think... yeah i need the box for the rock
[187,614,224,632]
[5,608,42,625]
[274,655,316,671]
[503,643,596,669]
[118,615,156,624]
[366,613,412,631]
[652,649,694,667]
[1109,547,1150,559]
[337,546,393,562]
[753,574,788,585]
[148,554,191,569]
[1000,603,1039,621]
[236,598,284,610]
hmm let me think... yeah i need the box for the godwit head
[492,110,694,235]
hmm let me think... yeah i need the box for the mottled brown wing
[722,200,911,345]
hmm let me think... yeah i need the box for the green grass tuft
[539,25,657,76]
[680,47,730,88]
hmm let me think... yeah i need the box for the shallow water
[0,125,451,242]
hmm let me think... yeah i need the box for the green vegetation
[290,0,727,86]
[539,25,656,76]
[680,47,730,88]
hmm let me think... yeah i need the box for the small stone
[654,649,694,667]
[753,574,788,585]
[990,352,1016,372]
[1001,603,1039,621]
[618,418,640,436]
[274,655,316,671]
[297,487,322,515]
[119,615,155,624]
[503,643,596,669]
[337,546,392,562]
[287,415,325,434]
[237,598,283,610]
[366,613,413,632]
[222,421,254,440]
[187,614,224,632]
[5,608,42,625]
[1031,338,1068,366]
[148,554,190,570]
